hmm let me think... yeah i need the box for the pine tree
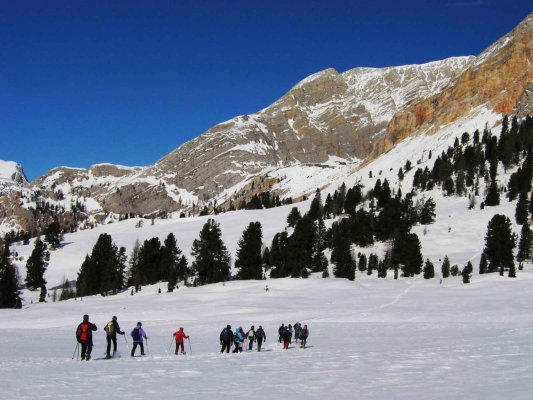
[0,243,22,308]
[137,237,162,285]
[358,254,367,272]
[331,220,355,280]
[44,221,62,249]
[479,253,488,274]
[269,231,289,278]
[59,277,75,301]
[128,239,141,289]
[450,265,460,277]
[441,256,450,278]
[483,214,516,273]
[484,180,500,206]
[308,189,323,221]
[462,261,473,283]
[287,207,302,227]
[235,222,264,280]
[420,197,437,225]
[191,219,231,285]
[286,216,316,277]
[398,167,404,181]
[392,232,423,277]
[515,190,529,225]
[25,238,49,291]
[76,233,122,296]
[160,233,183,292]
[517,223,532,261]
[508,263,516,278]
[423,259,435,279]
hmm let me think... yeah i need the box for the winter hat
[251,325,254,330]
[137,322,142,326]
[227,324,231,329]
[83,314,89,322]
[112,316,117,321]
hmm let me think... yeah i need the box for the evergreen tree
[286,216,315,277]
[479,253,488,274]
[392,232,423,277]
[269,232,289,278]
[59,277,75,301]
[484,180,500,206]
[423,259,435,279]
[235,222,264,280]
[357,254,367,272]
[508,263,516,278]
[137,237,162,285]
[462,261,473,284]
[420,197,437,225]
[517,223,531,261]
[39,283,47,303]
[287,207,302,228]
[128,239,141,289]
[308,189,323,221]
[25,238,49,291]
[191,219,231,285]
[44,221,62,249]
[344,185,362,215]
[450,265,460,277]
[530,190,533,218]
[483,214,516,273]
[331,220,355,280]
[515,190,529,225]
[441,256,450,278]
[398,167,404,181]
[0,243,22,308]
[76,234,123,296]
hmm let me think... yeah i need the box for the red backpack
[77,323,89,342]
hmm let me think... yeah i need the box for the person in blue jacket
[232,326,245,353]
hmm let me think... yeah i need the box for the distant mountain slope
[1,13,532,235]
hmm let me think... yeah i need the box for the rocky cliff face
[376,12,533,156]
[146,56,473,200]
[1,13,531,235]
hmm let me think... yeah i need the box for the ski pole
[188,337,192,355]
[168,337,174,353]
[72,343,79,360]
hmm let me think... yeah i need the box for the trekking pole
[168,337,174,353]
[72,343,79,360]
[188,337,192,355]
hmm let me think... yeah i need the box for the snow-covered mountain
[0,160,27,188]
[1,13,532,236]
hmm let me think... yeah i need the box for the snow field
[1,272,533,399]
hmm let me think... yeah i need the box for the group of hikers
[75,315,308,361]
[277,323,309,349]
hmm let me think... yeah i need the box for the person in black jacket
[220,324,234,353]
[282,326,292,350]
[278,323,285,343]
[104,316,125,359]
[76,314,98,361]
[255,325,266,352]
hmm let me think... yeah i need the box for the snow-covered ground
[1,272,533,400]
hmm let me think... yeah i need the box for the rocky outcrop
[375,12,533,156]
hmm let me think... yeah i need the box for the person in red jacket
[172,327,189,355]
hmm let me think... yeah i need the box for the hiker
[104,316,125,359]
[300,324,309,348]
[255,325,266,352]
[282,326,292,349]
[172,327,189,355]
[233,326,245,353]
[75,314,97,361]
[130,322,148,357]
[278,323,285,343]
[294,322,301,344]
[220,324,234,353]
[246,325,256,351]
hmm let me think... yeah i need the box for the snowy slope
[1,272,533,399]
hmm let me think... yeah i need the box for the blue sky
[1,0,531,180]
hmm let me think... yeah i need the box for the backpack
[77,323,89,342]
[221,328,230,341]
[105,321,115,336]
[131,327,141,341]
